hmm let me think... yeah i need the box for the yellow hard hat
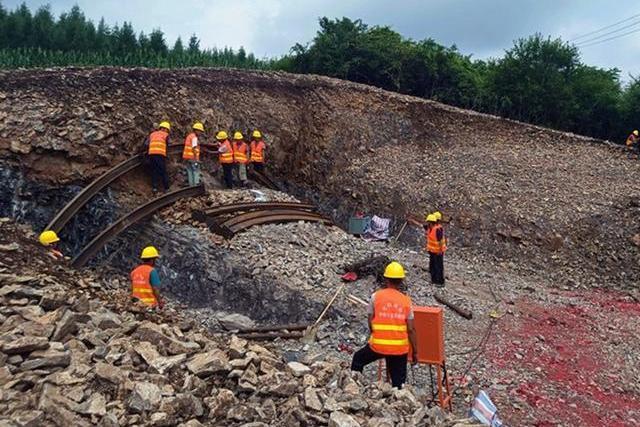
[39,230,60,246]
[634,130,639,136]
[140,246,160,259]
[426,214,437,223]
[233,131,244,140]
[433,211,442,221]
[252,130,262,138]
[383,261,406,279]
[159,121,171,131]
[193,122,205,132]
[216,131,228,140]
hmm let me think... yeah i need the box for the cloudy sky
[6,0,640,79]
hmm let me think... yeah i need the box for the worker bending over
[232,131,249,187]
[39,230,64,260]
[426,213,447,287]
[216,131,234,189]
[130,246,163,309]
[183,122,204,186]
[351,261,418,389]
[146,121,171,194]
[250,130,267,173]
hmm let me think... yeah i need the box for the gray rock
[1,336,49,355]
[127,382,162,413]
[186,349,229,377]
[97,412,120,427]
[20,348,71,371]
[217,313,254,330]
[329,411,361,427]
[206,388,236,418]
[92,310,122,330]
[95,362,129,384]
[12,410,44,427]
[160,393,203,418]
[77,392,107,416]
[304,387,323,412]
[134,341,187,374]
[287,361,311,377]
[133,322,200,355]
[52,310,78,342]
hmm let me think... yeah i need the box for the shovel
[301,283,345,344]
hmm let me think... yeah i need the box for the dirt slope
[0,66,638,287]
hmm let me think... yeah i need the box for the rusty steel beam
[221,209,323,228]
[46,144,183,234]
[237,323,311,334]
[248,169,280,190]
[200,201,315,218]
[434,293,473,320]
[229,213,332,235]
[237,331,304,340]
[71,184,205,268]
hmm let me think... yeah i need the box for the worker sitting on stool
[351,261,418,389]
[39,230,64,260]
[130,246,164,310]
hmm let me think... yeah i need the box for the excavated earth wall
[0,66,639,289]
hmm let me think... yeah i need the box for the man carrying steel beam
[351,261,418,389]
[130,246,164,309]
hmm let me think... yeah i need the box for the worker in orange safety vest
[145,121,171,193]
[183,122,204,186]
[216,131,234,189]
[39,230,64,261]
[250,130,267,173]
[426,213,447,287]
[232,131,249,187]
[626,130,639,156]
[130,246,163,309]
[351,261,418,389]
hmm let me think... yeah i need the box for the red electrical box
[409,306,445,364]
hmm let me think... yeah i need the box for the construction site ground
[1,67,640,426]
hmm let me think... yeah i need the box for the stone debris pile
[0,218,483,426]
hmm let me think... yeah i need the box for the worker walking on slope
[130,246,164,309]
[39,230,64,260]
[183,122,204,186]
[146,121,171,194]
[351,261,418,389]
[216,131,234,189]
[426,214,447,287]
[627,130,639,157]
[250,130,267,173]
[232,131,249,187]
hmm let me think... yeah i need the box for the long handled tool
[301,283,345,344]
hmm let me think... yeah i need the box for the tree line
[0,2,637,141]
[0,3,266,69]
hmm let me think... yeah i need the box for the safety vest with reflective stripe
[233,141,248,164]
[368,288,412,355]
[219,140,234,164]
[148,130,168,156]
[182,132,200,161]
[250,140,265,163]
[426,224,447,254]
[130,264,158,307]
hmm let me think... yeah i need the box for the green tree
[187,34,200,54]
[149,29,167,55]
[172,36,184,54]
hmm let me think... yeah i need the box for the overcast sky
[6,0,640,80]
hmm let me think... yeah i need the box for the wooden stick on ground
[434,292,473,320]
[301,283,346,344]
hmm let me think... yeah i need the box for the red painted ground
[478,290,640,426]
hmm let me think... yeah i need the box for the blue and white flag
[470,390,503,427]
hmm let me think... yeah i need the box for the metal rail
[46,144,183,234]
[200,201,315,218]
[220,209,323,228]
[229,213,332,234]
[71,184,205,268]
[248,169,280,190]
